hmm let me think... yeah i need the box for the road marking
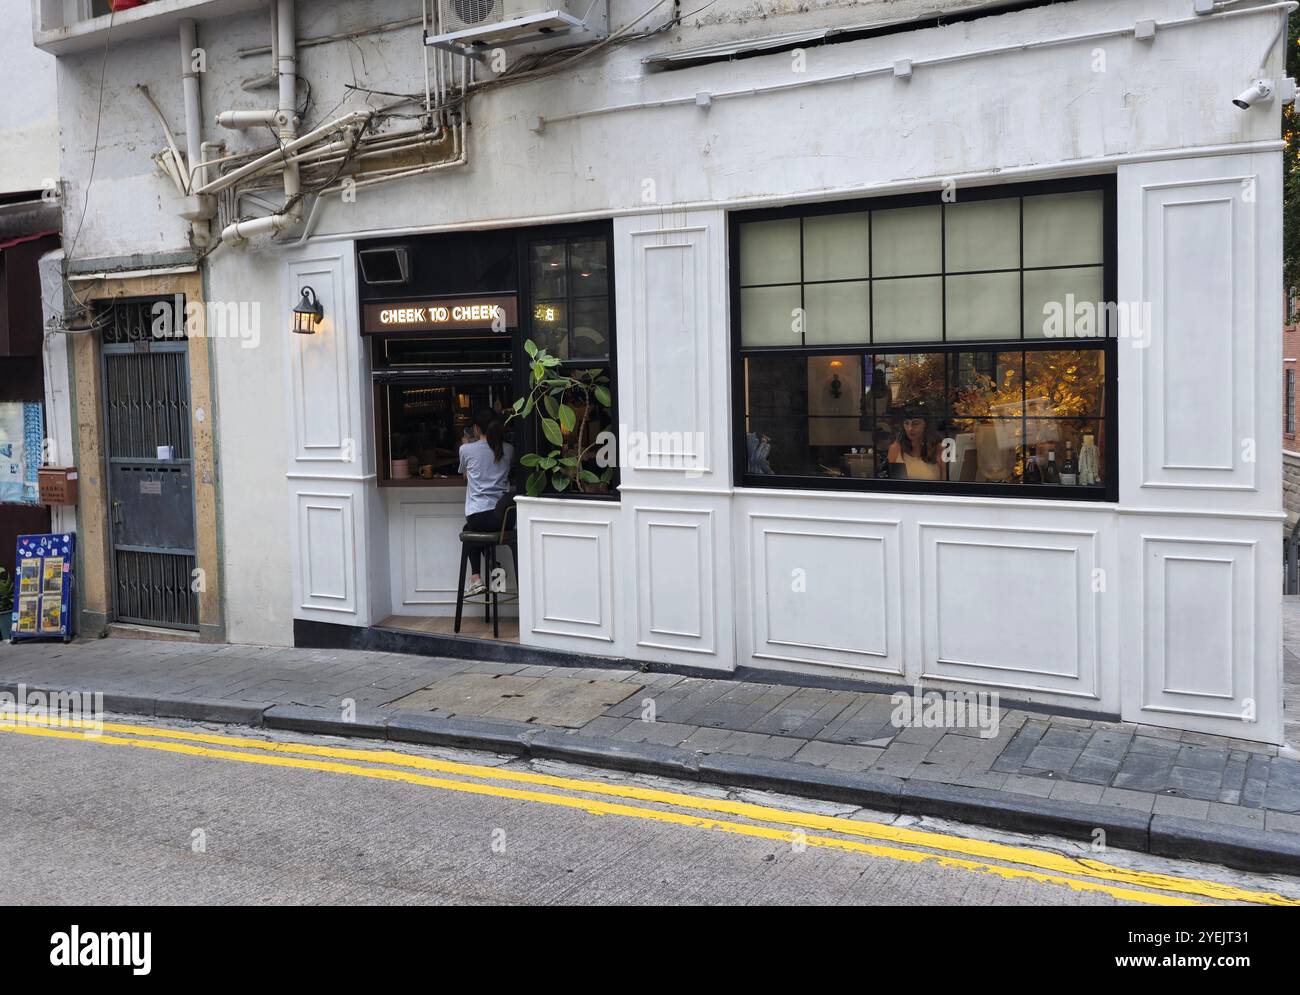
[11,714,1294,906]
[2,720,1200,905]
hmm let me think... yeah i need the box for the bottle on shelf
[1060,441,1078,486]
[1023,443,1042,485]
[1079,434,1101,486]
[1043,449,1061,485]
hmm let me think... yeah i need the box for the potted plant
[0,567,12,642]
[505,340,615,496]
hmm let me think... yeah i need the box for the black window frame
[1287,368,1295,436]
[729,175,1118,502]
[516,220,620,500]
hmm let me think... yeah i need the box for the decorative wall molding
[1138,534,1256,722]
[616,214,728,484]
[295,490,356,614]
[919,522,1101,699]
[634,507,716,655]
[748,512,904,675]
[288,256,354,464]
[527,517,615,642]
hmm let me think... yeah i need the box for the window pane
[871,205,941,277]
[945,272,1020,341]
[739,218,801,285]
[741,285,801,346]
[530,242,567,298]
[806,355,872,448]
[529,299,568,358]
[1023,190,1104,267]
[872,277,942,342]
[569,240,608,297]
[967,419,1024,483]
[744,354,815,476]
[1025,349,1105,418]
[882,351,947,412]
[1024,419,1104,487]
[948,351,1023,419]
[804,281,870,345]
[803,212,870,281]
[945,198,1019,272]
[570,296,609,359]
[1023,266,1105,339]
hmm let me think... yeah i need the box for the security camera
[1233,79,1274,110]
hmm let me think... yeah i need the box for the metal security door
[101,298,199,629]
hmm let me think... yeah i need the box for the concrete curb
[7,685,1298,875]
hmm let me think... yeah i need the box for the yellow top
[902,453,942,480]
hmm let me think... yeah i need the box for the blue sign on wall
[11,533,75,643]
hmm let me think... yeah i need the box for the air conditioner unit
[429,0,606,54]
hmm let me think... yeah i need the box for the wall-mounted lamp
[292,286,324,334]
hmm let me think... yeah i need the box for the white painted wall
[0,0,57,194]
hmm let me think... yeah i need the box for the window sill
[739,474,1116,503]
[378,477,465,488]
[35,0,265,56]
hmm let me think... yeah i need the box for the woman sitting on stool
[459,409,514,597]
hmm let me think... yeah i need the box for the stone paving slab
[3,634,1300,870]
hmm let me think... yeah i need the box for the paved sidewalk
[2,611,1300,873]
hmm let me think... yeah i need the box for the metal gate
[101,298,199,629]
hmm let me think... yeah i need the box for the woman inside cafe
[886,405,946,481]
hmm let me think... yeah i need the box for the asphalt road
[2,714,1297,906]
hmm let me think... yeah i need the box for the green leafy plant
[0,567,12,614]
[505,339,615,496]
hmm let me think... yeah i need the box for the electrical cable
[63,11,115,311]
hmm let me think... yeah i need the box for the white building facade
[32,0,1292,743]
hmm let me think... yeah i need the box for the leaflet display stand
[11,533,75,643]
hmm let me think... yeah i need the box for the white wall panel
[294,491,356,615]
[614,211,729,486]
[919,523,1100,699]
[1119,153,1282,512]
[524,512,617,645]
[634,507,716,657]
[748,513,903,676]
[386,493,518,616]
[287,256,355,464]
[1121,524,1282,742]
[283,244,386,629]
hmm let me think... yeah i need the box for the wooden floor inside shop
[380,615,520,643]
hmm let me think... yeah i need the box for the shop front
[274,0,1285,746]
[286,222,615,643]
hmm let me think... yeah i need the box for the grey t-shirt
[458,439,514,516]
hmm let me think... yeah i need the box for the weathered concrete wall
[0,0,58,194]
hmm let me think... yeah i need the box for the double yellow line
[3,714,1295,906]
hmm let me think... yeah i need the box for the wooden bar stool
[454,502,518,639]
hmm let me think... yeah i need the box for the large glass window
[734,179,1114,498]
[522,229,618,496]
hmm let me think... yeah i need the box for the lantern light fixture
[292,286,324,334]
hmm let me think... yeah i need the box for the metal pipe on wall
[179,19,202,193]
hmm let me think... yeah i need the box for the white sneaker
[465,579,487,597]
